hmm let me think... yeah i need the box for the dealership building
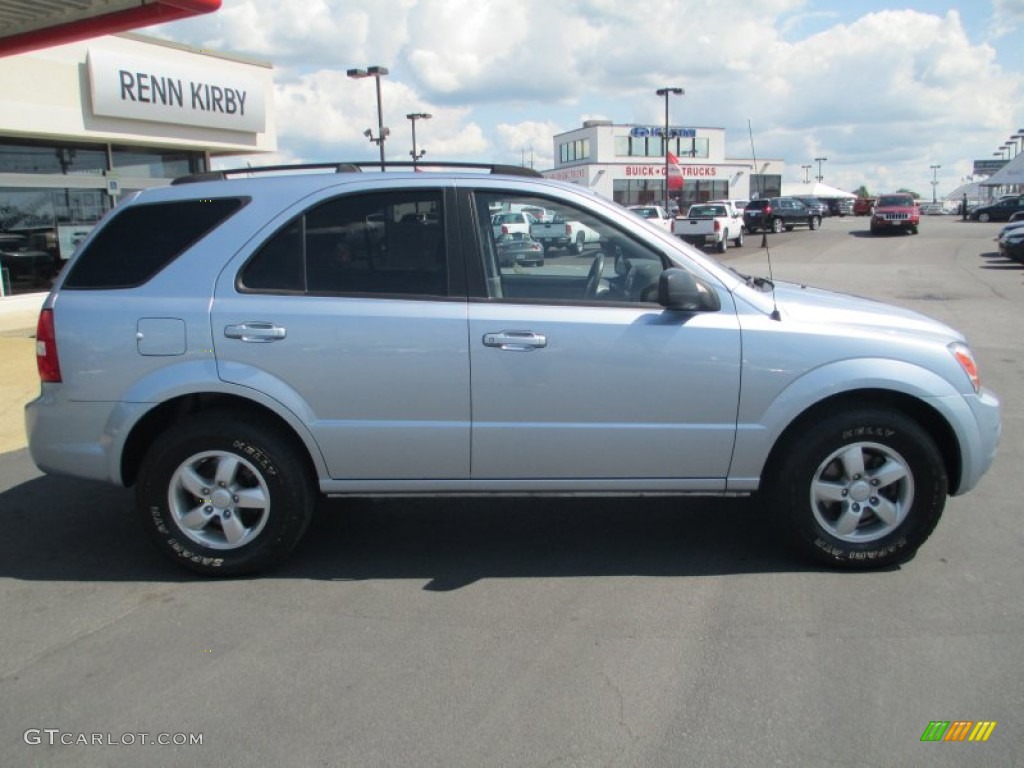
[544,120,784,211]
[0,32,275,296]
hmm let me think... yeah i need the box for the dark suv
[743,197,822,234]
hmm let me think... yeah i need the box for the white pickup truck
[530,214,601,254]
[627,205,673,232]
[673,202,745,252]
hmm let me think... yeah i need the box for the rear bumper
[25,388,150,486]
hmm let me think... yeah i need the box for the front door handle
[224,322,287,343]
[482,331,547,351]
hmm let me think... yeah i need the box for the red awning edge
[0,0,222,58]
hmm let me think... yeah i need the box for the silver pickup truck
[673,202,745,252]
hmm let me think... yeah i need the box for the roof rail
[172,160,543,185]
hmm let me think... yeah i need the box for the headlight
[948,342,981,393]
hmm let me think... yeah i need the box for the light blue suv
[26,163,1001,575]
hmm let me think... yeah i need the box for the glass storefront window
[612,178,730,211]
[750,174,782,198]
[111,146,205,179]
[0,140,107,175]
[614,135,710,159]
[0,187,112,296]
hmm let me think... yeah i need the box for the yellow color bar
[968,721,997,742]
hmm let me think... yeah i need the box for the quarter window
[63,198,247,289]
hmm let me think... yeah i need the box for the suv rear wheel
[772,217,784,234]
[137,413,314,575]
[771,408,947,568]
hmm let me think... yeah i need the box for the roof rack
[172,161,543,185]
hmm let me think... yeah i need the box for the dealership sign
[625,164,717,177]
[88,49,266,133]
[630,126,696,139]
[972,159,1006,177]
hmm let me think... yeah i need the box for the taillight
[714,220,721,232]
[501,225,510,234]
[35,308,62,383]
[565,223,572,237]
[764,205,772,215]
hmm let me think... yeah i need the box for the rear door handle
[224,322,287,343]
[482,331,547,351]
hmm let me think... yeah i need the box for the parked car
[627,205,673,232]
[870,193,920,235]
[970,196,1024,223]
[998,226,1024,263]
[827,198,851,217]
[495,232,545,267]
[491,210,536,237]
[795,196,829,218]
[853,197,876,216]
[25,161,1000,576]
[673,202,745,252]
[0,233,57,286]
[743,197,822,233]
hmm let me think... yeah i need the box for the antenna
[747,118,781,321]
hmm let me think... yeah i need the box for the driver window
[475,192,665,304]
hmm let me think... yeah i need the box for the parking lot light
[347,66,390,171]
[814,156,828,183]
[930,164,941,204]
[407,112,432,169]
[655,87,684,211]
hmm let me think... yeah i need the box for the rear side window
[239,190,448,298]
[63,198,246,289]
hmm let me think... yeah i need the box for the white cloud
[153,0,1023,193]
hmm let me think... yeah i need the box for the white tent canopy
[980,153,1024,188]
[780,181,857,199]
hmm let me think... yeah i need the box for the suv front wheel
[771,408,947,568]
[137,412,315,575]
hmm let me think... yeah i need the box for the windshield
[877,196,914,207]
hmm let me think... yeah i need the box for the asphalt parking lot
[1,214,1021,767]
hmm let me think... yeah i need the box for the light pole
[801,164,812,183]
[814,156,828,183]
[347,66,389,171]
[929,164,941,203]
[406,112,432,168]
[656,87,684,210]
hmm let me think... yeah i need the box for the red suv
[870,194,920,235]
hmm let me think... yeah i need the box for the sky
[151,0,1024,197]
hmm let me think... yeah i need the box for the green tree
[852,184,871,198]
[896,188,921,199]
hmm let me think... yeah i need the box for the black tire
[770,408,947,569]
[717,235,728,253]
[809,216,821,231]
[570,231,585,255]
[978,212,990,223]
[137,412,315,575]
[910,226,919,235]
[734,229,744,248]
[772,217,784,234]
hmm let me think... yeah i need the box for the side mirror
[658,268,721,312]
